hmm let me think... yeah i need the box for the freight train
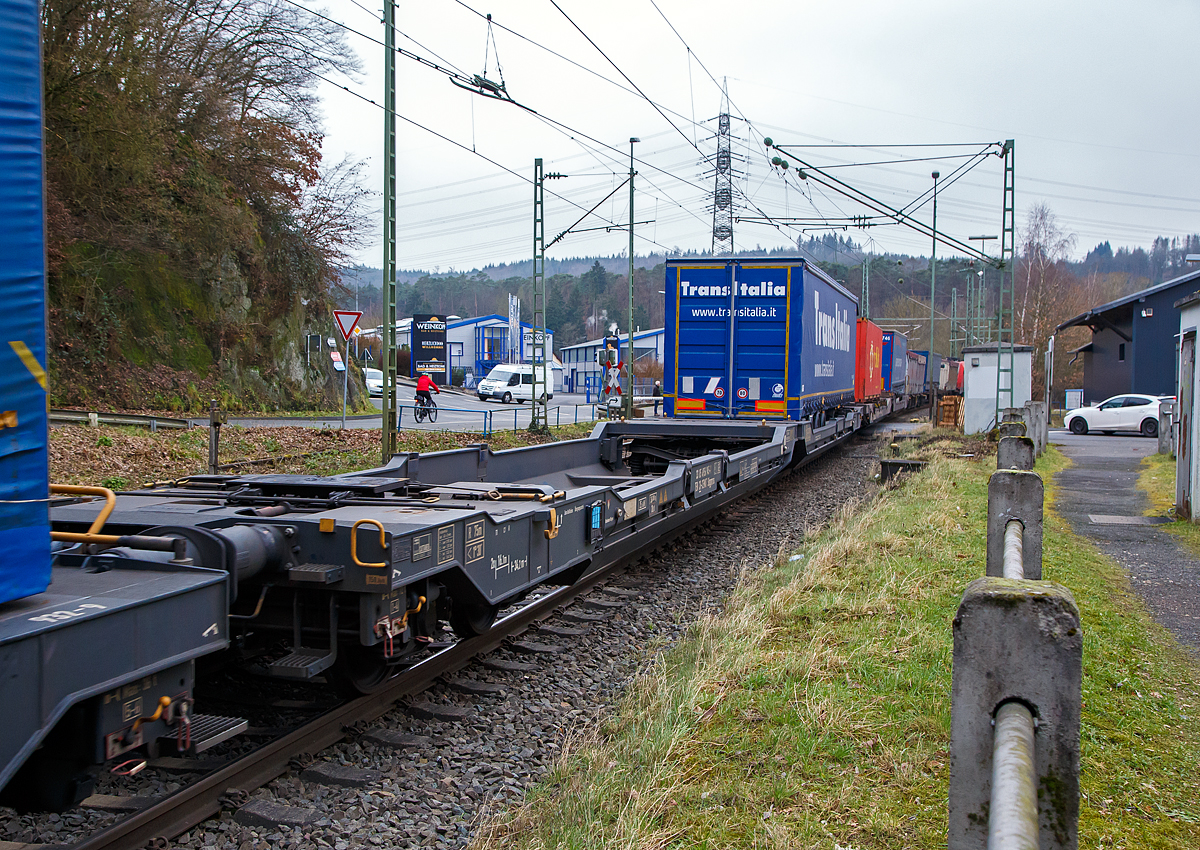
[662,258,929,422]
[0,0,939,811]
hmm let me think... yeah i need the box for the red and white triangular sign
[333,310,362,340]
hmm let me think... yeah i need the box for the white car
[476,364,553,404]
[1064,393,1171,437]
[364,368,384,396]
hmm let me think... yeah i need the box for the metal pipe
[1003,519,1024,580]
[988,701,1039,850]
[51,533,187,561]
[50,484,116,534]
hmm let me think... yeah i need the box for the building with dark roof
[1056,268,1200,404]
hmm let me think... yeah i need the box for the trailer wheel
[450,600,499,639]
[329,643,402,696]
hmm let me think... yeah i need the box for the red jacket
[416,375,440,393]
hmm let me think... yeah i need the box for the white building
[370,314,561,390]
[960,343,1034,434]
[560,328,665,396]
[1175,291,1199,519]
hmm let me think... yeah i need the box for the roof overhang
[1054,310,1132,342]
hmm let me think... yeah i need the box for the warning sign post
[332,310,362,429]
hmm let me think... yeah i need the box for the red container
[854,319,884,401]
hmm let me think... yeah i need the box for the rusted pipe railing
[951,454,1080,849]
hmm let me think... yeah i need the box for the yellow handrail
[351,518,388,568]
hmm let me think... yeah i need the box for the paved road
[196,391,611,432]
[1051,430,1200,652]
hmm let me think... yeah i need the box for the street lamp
[626,137,639,419]
[929,171,939,424]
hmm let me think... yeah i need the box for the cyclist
[415,372,440,411]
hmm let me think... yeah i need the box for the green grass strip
[475,447,1200,849]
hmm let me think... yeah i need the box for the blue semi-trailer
[0,0,50,605]
[663,258,858,420]
[882,331,909,395]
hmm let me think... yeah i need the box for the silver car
[364,368,384,397]
[1064,393,1171,437]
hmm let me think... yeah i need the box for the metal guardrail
[50,409,191,431]
[949,417,1081,850]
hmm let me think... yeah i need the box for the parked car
[1064,394,1171,437]
[364,367,384,396]
[477,364,553,404]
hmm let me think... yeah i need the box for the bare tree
[298,155,375,289]
[1017,204,1076,347]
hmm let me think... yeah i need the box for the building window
[1118,343,1125,362]
[480,326,506,361]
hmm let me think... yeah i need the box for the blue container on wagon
[911,350,943,393]
[663,258,858,420]
[881,331,908,395]
[0,0,51,605]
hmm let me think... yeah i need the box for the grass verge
[1138,453,1176,517]
[1136,451,1200,561]
[474,446,1200,849]
[49,422,596,487]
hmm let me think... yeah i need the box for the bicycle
[414,394,438,423]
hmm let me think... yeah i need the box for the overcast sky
[312,0,1200,272]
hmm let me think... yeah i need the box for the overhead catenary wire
[177,0,718,261]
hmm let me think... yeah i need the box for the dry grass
[48,422,595,488]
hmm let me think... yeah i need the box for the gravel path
[1,441,877,849]
[1052,432,1200,653]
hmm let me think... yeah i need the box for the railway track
[1,429,885,850]
[72,561,623,850]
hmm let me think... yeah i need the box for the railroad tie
[234,799,320,829]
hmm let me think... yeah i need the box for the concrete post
[1159,401,1174,455]
[950,577,1081,850]
[999,421,1027,439]
[987,470,1043,579]
[1026,402,1047,456]
[1002,407,1025,424]
[998,436,1035,471]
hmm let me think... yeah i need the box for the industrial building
[369,314,561,390]
[560,328,665,395]
[1056,268,1200,404]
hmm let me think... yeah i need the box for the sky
[310,0,1200,272]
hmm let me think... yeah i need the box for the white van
[477,364,554,404]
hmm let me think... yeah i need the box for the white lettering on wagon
[29,602,106,623]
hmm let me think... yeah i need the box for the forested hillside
[338,219,1200,401]
[43,0,368,411]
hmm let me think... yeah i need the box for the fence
[949,412,1081,850]
[49,409,190,431]
[396,402,601,435]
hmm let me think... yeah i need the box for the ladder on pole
[531,159,548,430]
[995,140,1016,428]
[381,0,398,462]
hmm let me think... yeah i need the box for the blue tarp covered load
[0,0,51,604]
